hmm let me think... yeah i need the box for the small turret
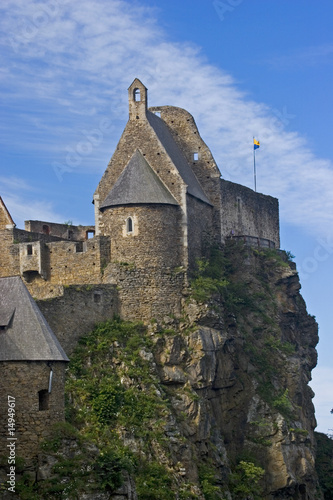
[128,78,148,121]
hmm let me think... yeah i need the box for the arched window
[126,217,133,234]
[134,88,141,102]
[42,224,50,235]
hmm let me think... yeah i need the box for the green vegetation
[229,461,265,500]
[21,319,185,499]
[198,463,222,500]
[272,389,294,417]
[191,241,299,420]
[315,432,333,499]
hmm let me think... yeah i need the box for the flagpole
[253,137,257,192]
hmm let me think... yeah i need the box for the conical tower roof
[100,149,178,209]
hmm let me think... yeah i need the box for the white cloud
[3,192,64,225]
[1,0,333,241]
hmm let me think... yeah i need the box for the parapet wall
[37,284,119,355]
[220,179,280,248]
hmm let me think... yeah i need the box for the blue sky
[1,0,332,433]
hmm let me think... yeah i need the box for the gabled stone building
[0,276,68,462]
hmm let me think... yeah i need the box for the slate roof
[147,111,211,205]
[101,149,179,209]
[0,276,69,361]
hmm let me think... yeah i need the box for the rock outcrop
[2,243,322,499]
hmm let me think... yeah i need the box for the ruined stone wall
[149,105,222,237]
[25,221,95,241]
[0,361,66,462]
[0,228,63,279]
[1,236,111,300]
[102,204,183,269]
[103,263,186,322]
[33,236,109,288]
[37,284,119,355]
[220,179,280,247]
[186,195,214,270]
[13,228,64,243]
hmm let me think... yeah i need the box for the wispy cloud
[0,0,333,240]
[2,192,64,225]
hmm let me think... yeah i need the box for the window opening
[154,111,161,117]
[237,197,242,211]
[75,242,83,253]
[39,390,49,411]
[42,224,50,235]
[193,152,199,161]
[68,230,73,240]
[27,244,33,256]
[126,217,133,233]
[134,88,141,102]
[86,230,95,240]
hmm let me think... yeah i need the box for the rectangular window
[193,152,199,161]
[27,244,33,256]
[39,390,49,411]
[75,242,83,253]
[86,230,95,240]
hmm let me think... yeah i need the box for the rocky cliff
[9,242,323,499]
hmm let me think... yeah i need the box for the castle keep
[0,78,279,325]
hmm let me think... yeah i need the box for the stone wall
[95,120,186,230]
[37,284,119,355]
[0,229,58,279]
[0,361,67,462]
[186,195,214,269]
[25,220,95,241]
[103,263,186,322]
[0,230,17,278]
[45,236,110,285]
[149,104,222,236]
[17,236,111,299]
[220,179,280,247]
[102,204,183,269]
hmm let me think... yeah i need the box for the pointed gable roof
[147,111,212,205]
[0,276,69,361]
[100,149,178,209]
[0,196,15,229]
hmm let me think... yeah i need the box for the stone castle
[0,78,280,463]
[0,78,279,315]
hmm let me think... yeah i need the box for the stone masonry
[0,78,280,322]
